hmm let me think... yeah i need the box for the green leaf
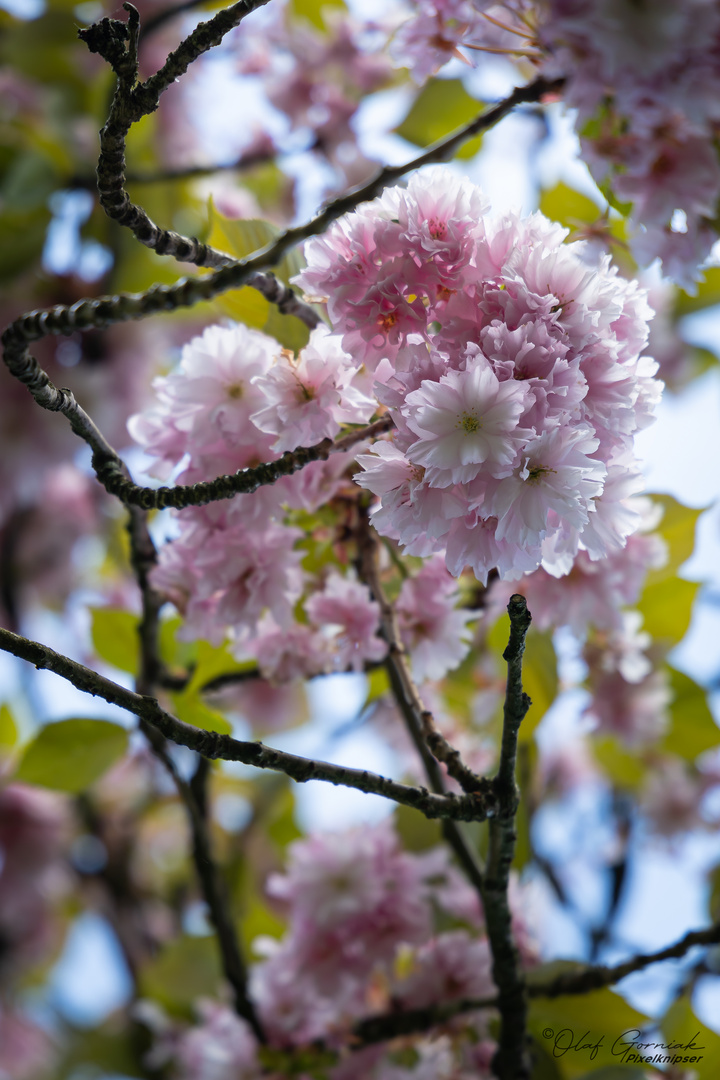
[242,894,286,955]
[0,704,18,750]
[263,303,312,354]
[140,935,222,1017]
[662,666,719,760]
[1,150,59,210]
[394,802,442,852]
[266,785,303,851]
[206,205,313,350]
[170,691,232,736]
[528,989,650,1079]
[637,576,699,647]
[395,79,485,159]
[518,630,558,742]
[89,607,139,676]
[708,862,720,922]
[364,665,390,708]
[15,719,129,793]
[593,738,645,789]
[289,0,346,30]
[0,206,50,283]
[185,639,253,697]
[660,994,720,1079]
[675,266,720,316]
[59,1020,143,1078]
[159,614,196,672]
[646,495,702,586]
[539,182,605,231]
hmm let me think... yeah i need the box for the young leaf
[0,703,18,750]
[395,79,485,159]
[90,607,140,676]
[662,666,719,760]
[15,719,129,793]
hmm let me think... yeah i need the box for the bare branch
[80,2,321,330]
[482,595,533,1080]
[356,503,489,798]
[527,922,720,999]
[354,503,490,920]
[0,626,486,823]
[348,920,720,1047]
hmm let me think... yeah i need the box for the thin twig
[354,503,490,910]
[348,919,720,1046]
[0,625,486,823]
[527,922,720,999]
[80,2,321,329]
[356,503,488,797]
[124,148,276,184]
[482,595,532,1080]
[125,500,265,1038]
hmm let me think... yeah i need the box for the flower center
[526,464,557,484]
[226,382,243,400]
[458,412,481,434]
[377,311,397,332]
[428,217,447,240]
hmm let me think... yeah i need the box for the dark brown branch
[349,920,720,1046]
[125,148,276,184]
[482,595,533,1080]
[81,2,321,330]
[124,501,264,1038]
[355,504,491,922]
[2,283,392,507]
[352,994,499,1046]
[356,502,489,798]
[496,594,533,807]
[527,922,720,999]
[0,626,486,823]
[2,78,561,464]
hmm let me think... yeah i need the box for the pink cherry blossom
[251,327,375,453]
[394,931,495,1009]
[305,572,387,671]
[396,554,475,681]
[403,355,532,486]
[174,1001,259,1080]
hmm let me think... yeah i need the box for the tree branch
[0,626,486,823]
[349,920,720,1046]
[2,77,562,460]
[124,500,265,1038]
[80,2,321,330]
[482,595,533,1080]
[354,503,491,920]
[527,922,720,999]
[356,503,489,798]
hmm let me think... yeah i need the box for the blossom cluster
[390,1,720,282]
[143,820,518,1079]
[129,310,477,680]
[295,168,659,585]
[233,6,393,186]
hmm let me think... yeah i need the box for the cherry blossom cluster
[390,2,720,281]
[232,6,393,187]
[486,497,667,635]
[537,0,720,282]
[141,820,536,1079]
[129,319,476,679]
[296,168,660,585]
[0,785,70,1080]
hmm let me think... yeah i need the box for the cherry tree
[1,1,720,1078]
